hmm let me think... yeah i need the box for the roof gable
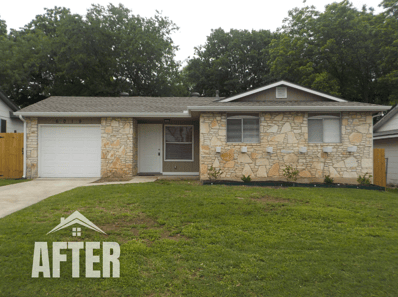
[373,104,398,132]
[219,80,347,103]
[0,90,20,112]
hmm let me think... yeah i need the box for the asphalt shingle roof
[17,96,389,114]
[18,97,218,113]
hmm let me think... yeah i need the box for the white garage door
[39,125,101,177]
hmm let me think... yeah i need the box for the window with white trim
[308,113,341,143]
[227,115,260,143]
[164,125,194,161]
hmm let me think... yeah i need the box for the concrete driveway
[0,178,97,219]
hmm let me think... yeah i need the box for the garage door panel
[40,126,101,177]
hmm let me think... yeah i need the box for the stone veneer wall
[200,112,373,183]
[26,117,39,178]
[101,117,136,178]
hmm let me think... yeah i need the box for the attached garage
[39,125,101,177]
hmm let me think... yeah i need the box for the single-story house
[14,80,390,183]
[0,90,23,133]
[373,104,398,186]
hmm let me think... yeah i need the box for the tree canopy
[184,28,278,97]
[1,1,398,106]
[185,1,398,105]
[268,0,398,104]
[0,4,187,107]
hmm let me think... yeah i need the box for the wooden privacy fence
[373,148,386,188]
[0,133,24,179]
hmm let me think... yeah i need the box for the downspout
[18,115,27,179]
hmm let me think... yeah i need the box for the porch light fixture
[241,146,247,153]
[216,147,221,153]
[266,147,273,154]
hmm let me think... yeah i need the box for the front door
[138,124,162,173]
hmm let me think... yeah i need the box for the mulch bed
[202,180,385,191]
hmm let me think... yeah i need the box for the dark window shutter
[0,119,6,133]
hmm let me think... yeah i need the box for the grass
[0,180,397,296]
[0,178,29,187]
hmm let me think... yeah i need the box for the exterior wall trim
[188,106,390,112]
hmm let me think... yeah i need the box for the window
[276,87,287,98]
[164,125,193,161]
[308,113,341,143]
[0,119,6,133]
[227,115,260,143]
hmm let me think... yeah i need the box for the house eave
[13,112,193,118]
[187,106,391,112]
[373,134,398,140]
[373,104,397,132]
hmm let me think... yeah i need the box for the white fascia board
[373,134,398,140]
[187,105,391,112]
[220,80,347,103]
[13,112,192,118]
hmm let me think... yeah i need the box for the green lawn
[0,179,29,187]
[0,180,397,296]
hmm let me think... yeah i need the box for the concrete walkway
[0,178,96,218]
[0,176,158,219]
[86,176,158,186]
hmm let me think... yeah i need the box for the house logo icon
[47,211,106,236]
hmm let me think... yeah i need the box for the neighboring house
[0,90,23,133]
[15,80,390,183]
[373,104,398,186]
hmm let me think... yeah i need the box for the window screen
[227,115,260,143]
[165,126,193,161]
[308,115,340,143]
[308,119,323,142]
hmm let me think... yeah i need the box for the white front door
[138,124,162,173]
[39,125,101,177]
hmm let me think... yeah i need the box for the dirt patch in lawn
[99,211,188,243]
[248,195,291,204]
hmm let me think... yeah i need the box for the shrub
[357,172,373,185]
[283,166,299,182]
[208,166,223,180]
[241,175,252,183]
[324,175,334,184]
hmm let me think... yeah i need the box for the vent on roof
[191,92,200,97]
[276,87,287,99]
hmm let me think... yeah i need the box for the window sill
[164,160,194,162]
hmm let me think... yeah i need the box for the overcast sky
[1,0,384,64]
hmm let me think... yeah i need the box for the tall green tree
[184,28,278,97]
[0,4,187,107]
[269,1,398,104]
